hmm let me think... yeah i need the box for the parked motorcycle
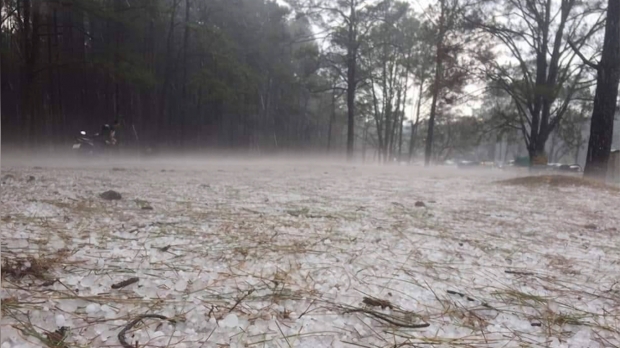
[72,130,115,155]
[71,122,155,158]
[73,131,97,154]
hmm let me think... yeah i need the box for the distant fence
[608,150,620,184]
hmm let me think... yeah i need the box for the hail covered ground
[1,157,619,348]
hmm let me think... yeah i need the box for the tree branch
[567,40,599,70]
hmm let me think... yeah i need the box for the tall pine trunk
[47,4,57,145]
[409,81,424,162]
[584,0,620,179]
[327,86,336,152]
[424,1,445,166]
[397,83,407,159]
[180,0,191,148]
[159,0,180,147]
[345,1,357,160]
[22,0,41,146]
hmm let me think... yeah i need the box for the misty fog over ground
[2,155,619,347]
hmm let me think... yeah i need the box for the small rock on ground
[415,201,426,207]
[100,190,122,200]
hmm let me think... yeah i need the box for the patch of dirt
[499,175,619,192]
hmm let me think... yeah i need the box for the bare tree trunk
[548,131,556,162]
[383,103,391,162]
[498,136,503,163]
[52,7,64,145]
[346,64,356,160]
[381,52,391,163]
[504,135,510,163]
[345,1,357,161]
[196,83,203,146]
[362,119,368,162]
[408,81,424,162]
[389,88,402,161]
[529,1,573,166]
[397,115,404,159]
[327,86,336,152]
[180,0,191,148]
[159,0,180,147]
[369,76,384,159]
[397,83,407,159]
[584,0,620,179]
[408,121,416,162]
[22,0,33,142]
[574,144,580,164]
[424,1,445,166]
[398,49,411,160]
[22,0,41,146]
[47,4,56,145]
[113,0,124,126]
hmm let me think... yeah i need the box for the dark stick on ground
[118,314,176,348]
[505,270,535,276]
[111,277,140,289]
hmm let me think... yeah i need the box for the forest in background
[1,0,340,151]
[1,0,618,177]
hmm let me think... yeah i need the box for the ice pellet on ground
[220,314,239,328]
[54,314,66,327]
[85,303,101,314]
[174,279,187,292]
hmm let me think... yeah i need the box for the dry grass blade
[342,304,430,329]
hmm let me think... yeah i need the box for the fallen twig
[447,290,476,302]
[447,289,465,297]
[111,277,140,289]
[40,279,57,287]
[362,296,393,310]
[118,314,176,348]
